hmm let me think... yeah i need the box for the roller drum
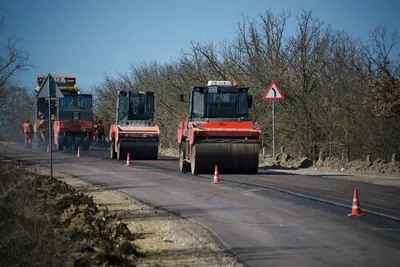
[119,139,159,160]
[192,141,260,174]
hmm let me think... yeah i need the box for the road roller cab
[177,80,262,175]
[109,90,160,160]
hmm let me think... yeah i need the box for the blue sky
[1,0,399,92]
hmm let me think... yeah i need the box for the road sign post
[263,81,284,158]
[36,74,63,179]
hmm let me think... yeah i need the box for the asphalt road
[88,147,400,220]
[2,144,400,267]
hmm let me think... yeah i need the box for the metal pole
[272,100,275,158]
[48,91,53,180]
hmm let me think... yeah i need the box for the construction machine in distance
[33,74,94,151]
[177,80,262,175]
[109,90,160,160]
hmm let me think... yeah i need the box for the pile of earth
[260,153,314,169]
[316,157,400,174]
[260,152,400,175]
[0,158,141,267]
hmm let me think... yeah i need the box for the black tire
[82,136,90,151]
[179,143,190,173]
[65,136,73,151]
[57,135,65,151]
[74,136,82,151]
[110,141,117,160]
[150,146,159,160]
[117,142,126,160]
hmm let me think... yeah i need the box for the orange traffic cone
[212,165,221,184]
[46,144,50,152]
[348,188,363,216]
[125,153,131,166]
[77,146,81,158]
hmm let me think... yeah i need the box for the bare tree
[0,15,31,90]
[0,84,34,141]
[361,25,400,118]
[0,14,32,141]
[280,10,337,158]
[90,74,120,135]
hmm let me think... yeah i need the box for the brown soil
[260,152,400,177]
[0,155,242,267]
[0,158,139,267]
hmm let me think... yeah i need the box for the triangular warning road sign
[36,74,64,99]
[263,81,284,101]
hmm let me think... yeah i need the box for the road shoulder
[31,165,243,267]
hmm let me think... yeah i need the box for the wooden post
[366,152,371,162]
[392,153,398,162]
[262,147,267,158]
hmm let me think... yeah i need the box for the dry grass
[0,158,140,267]
[0,161,67,267]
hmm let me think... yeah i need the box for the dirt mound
[60,203,138,266]
[260,152,311,169]
[317,157,400,174]
[0,160,140,267]
[261,153,400,175]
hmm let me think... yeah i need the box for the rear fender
[109,124,117,141]
[177,121,188,144]
[188,122,197,145]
